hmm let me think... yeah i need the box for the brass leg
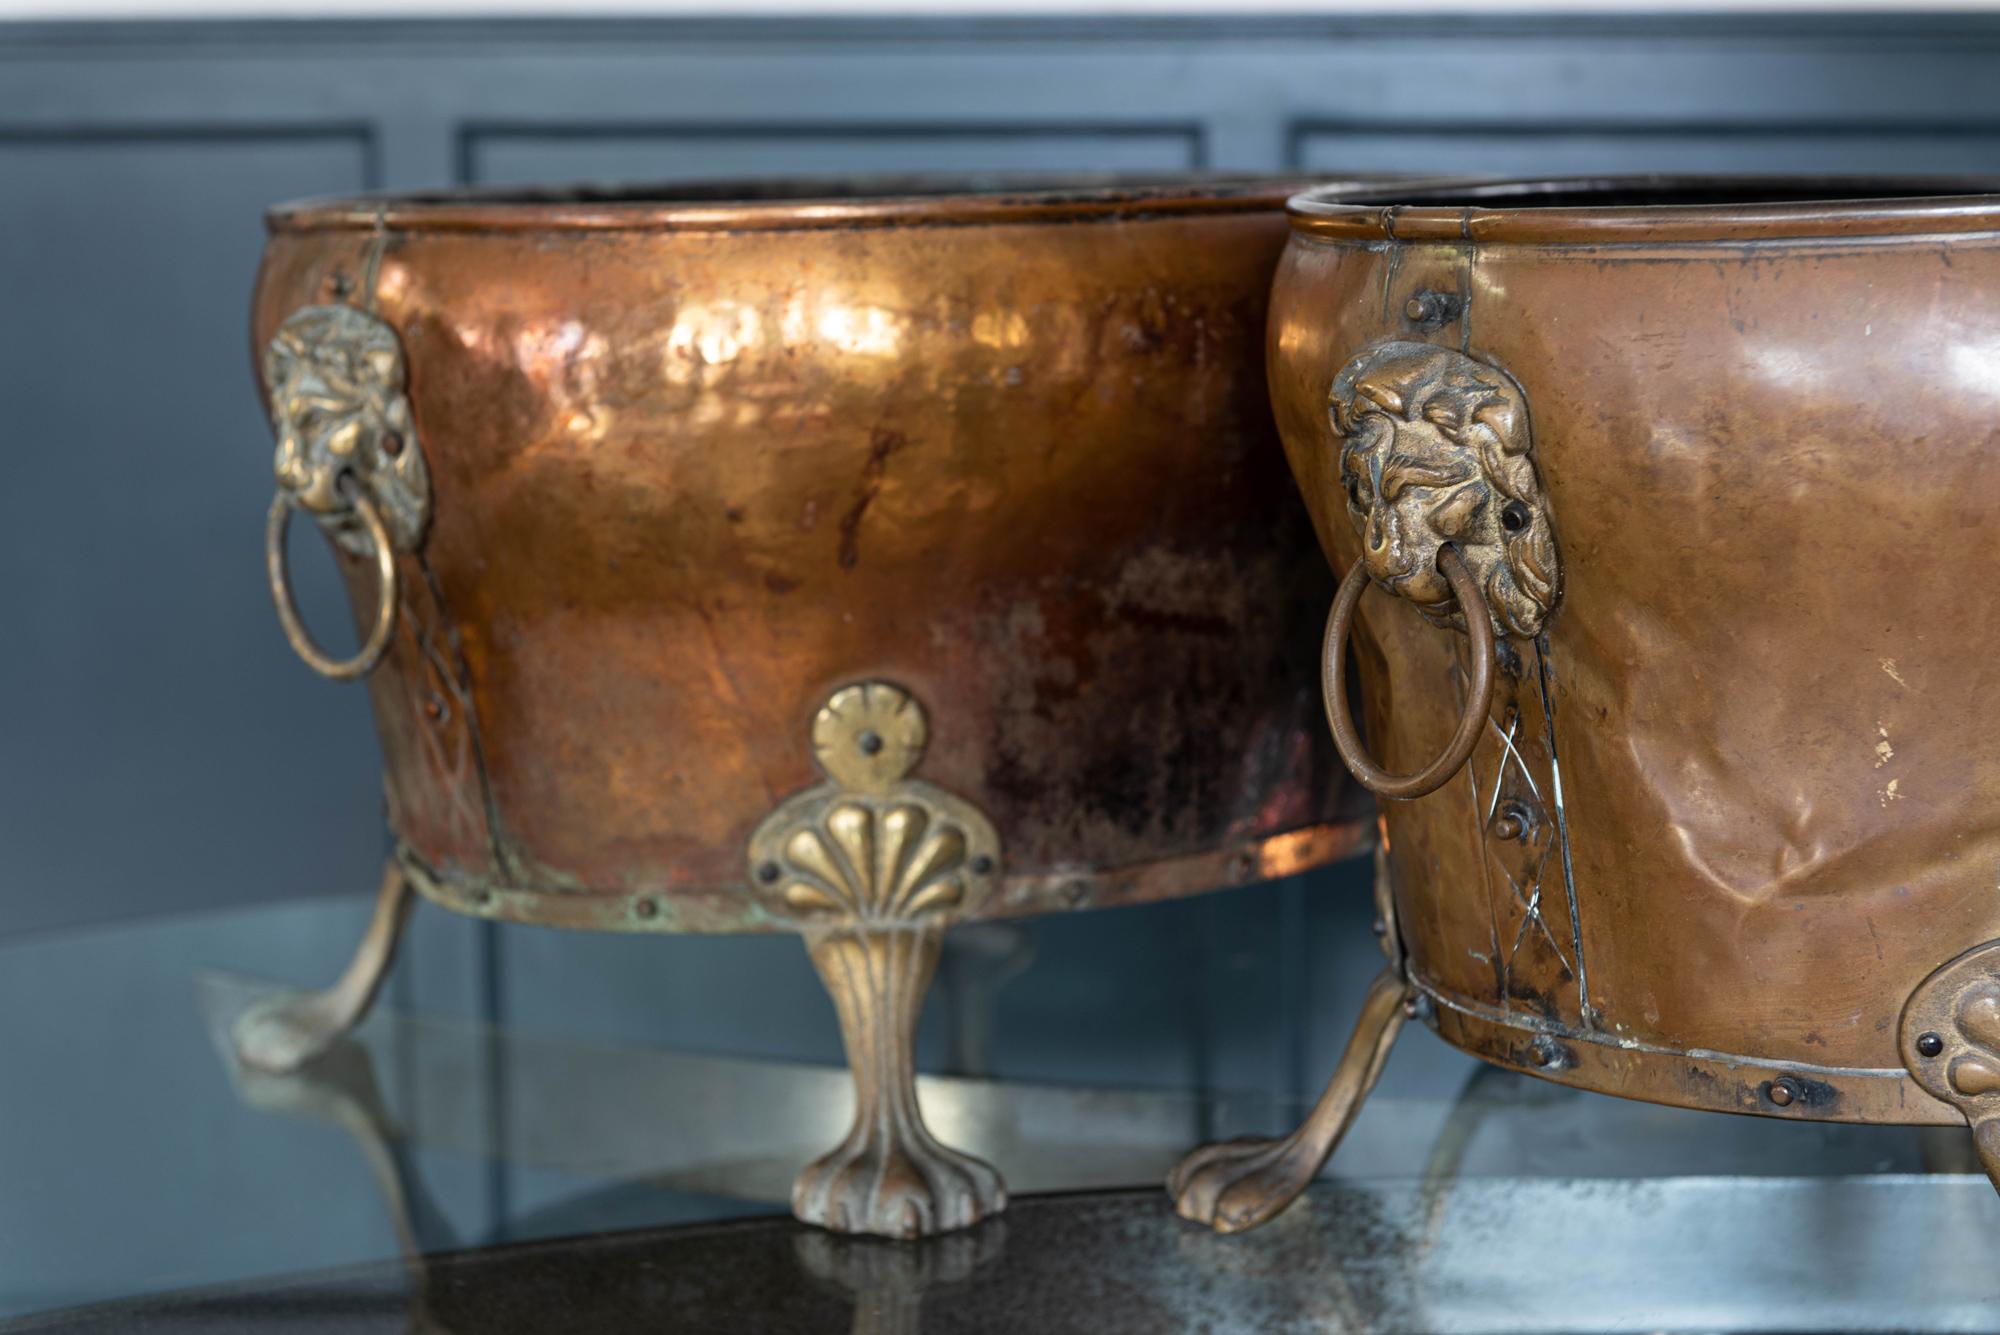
[1168,967,1412,1233]
[233,860,414,1073]
[793,922,1007,1239]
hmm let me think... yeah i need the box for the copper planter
[1172,176,2000,1231]
[244,175,1370,1238]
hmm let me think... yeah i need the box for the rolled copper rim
[267,172,1369,235]
[1287,174,2000,244]
[1323,545,1495,801]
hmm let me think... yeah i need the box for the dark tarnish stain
[1767,1074,1841,1112]
[763,571,801,594]
[1109,601,1235,639]
[836,427,911,570]
[1504,978,1562,1025]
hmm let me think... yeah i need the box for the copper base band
[399,818,1372,936]
[1419,978,1960,1128]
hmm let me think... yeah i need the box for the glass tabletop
[0,863,1988,1331]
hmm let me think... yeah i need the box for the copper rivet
[423,696,445,722]
[382,432,403,457]
[1767,1078,1797,1107]
[1917,1031,1945,1058]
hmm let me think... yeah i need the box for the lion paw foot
[793,1135,1006,1240]
[1168,1135,1316,1234]
[232,994,346,1074]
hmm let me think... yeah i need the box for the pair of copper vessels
[245,172,2000,1241]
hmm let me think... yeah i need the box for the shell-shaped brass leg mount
[749,682,1006,1239]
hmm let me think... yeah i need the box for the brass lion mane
[1329,341,1560,638]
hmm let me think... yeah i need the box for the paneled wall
[6,12,2000,939]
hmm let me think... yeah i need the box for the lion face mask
[1328,341,1560,638]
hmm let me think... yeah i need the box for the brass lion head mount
[264,304,429,556]
[1329,341,1560,639]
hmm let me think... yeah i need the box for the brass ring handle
[1322,544,1496,800]
[266,489,397,681]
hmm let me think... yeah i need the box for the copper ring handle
[266,490,397,681]
[1322,544,1496,800]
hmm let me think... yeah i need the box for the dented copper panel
[1270,176,2000,1122]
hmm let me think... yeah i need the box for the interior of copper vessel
[1323,176,2000,208]
[348,173,1293,208]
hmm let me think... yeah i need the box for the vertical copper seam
[414,552,519,886]
[1458,213,1476,357]
[360,208,388,316]
[1459,640,1508,1014]
[1535,631,1593,1029]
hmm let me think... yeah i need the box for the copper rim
[268,172,1358,235]
[1287,173,2000,244]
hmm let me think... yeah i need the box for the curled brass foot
[233,861,414,1073]
[794,923,1007,1239]
[1169,967,1411,1233]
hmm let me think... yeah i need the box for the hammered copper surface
[252,177,1368,935]
[1270,177,2000,1126]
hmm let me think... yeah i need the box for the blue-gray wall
[8,12,2000,937]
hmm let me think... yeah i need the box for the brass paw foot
[793,1118,1006,1239]
[796,923,1008,1239]
[233,861,413,1073]
[1168,1130,1334,1234]
[1169,967,1410,1233]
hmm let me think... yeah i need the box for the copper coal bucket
[1171,176,2000,1232]
[242,175,1371,1238]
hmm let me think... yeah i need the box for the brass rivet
[1402,998,1420,1019]
[970,854,995,876]
[1917,1031,1945,1058]
[1767,1078,1797,1107]
[857,729,884,756]
[634,897,658,920]
[471,889,493,909]
[381,432,403,458]
[756,861,781,885]
[1404,297,1427,320]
